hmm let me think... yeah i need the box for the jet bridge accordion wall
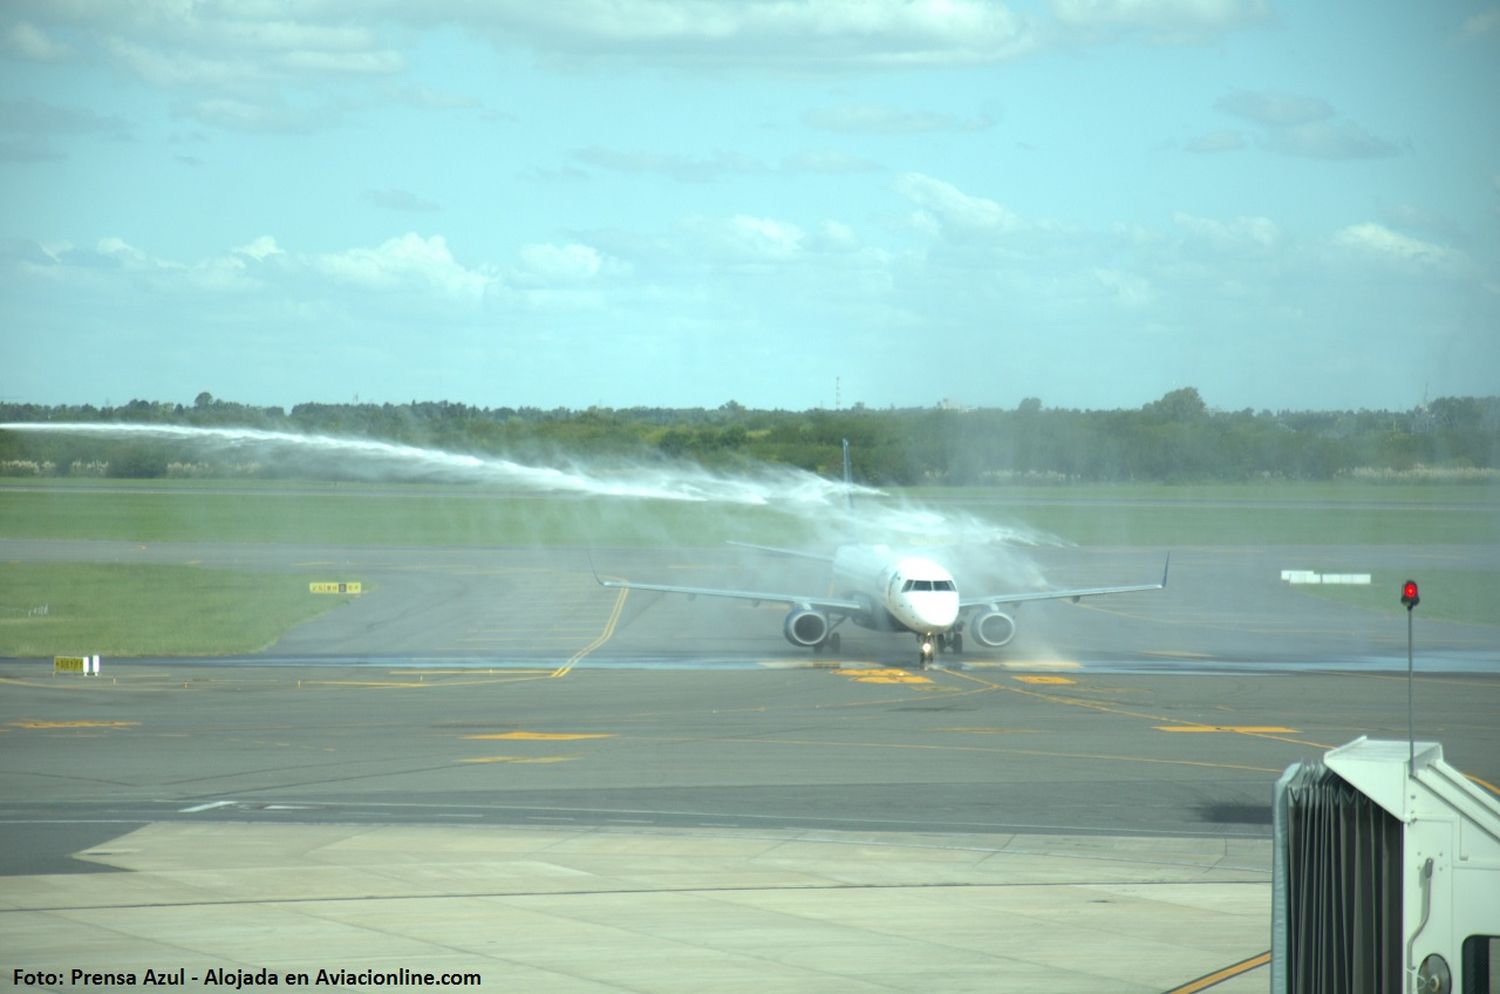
[1273,738,1500,994]
[1273,761,1403,994]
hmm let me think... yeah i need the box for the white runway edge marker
[1281,571,1372,585]
[178,801,239,813]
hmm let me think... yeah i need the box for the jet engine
[782,608,830,647]
[969,609,1017,648]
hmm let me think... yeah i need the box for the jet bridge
[1272,737,1500,994]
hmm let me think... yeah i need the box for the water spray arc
[0,421,1064,549]
[0,422,866,506]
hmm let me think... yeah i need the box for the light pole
[1401,579,1420,773]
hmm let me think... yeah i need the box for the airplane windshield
[901,579,954,593]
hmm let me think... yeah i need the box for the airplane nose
[913,595,959,630]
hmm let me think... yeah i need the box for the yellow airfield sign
[309,582,362,594]
[54,655,100,674]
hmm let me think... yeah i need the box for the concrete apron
[1,822,1272,993]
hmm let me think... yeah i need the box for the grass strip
[0,563,359,657]
[1,483,1495,548]
[1291,570,1499,628]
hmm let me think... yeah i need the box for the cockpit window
[903,578,955,593]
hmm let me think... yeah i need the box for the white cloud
[1050,0,1270,42]
[1213,91,1400,160]
[23,0,1041,79]
[1333,223,1457,268]
[1215,90,1332,127]
[179,96,335,134]
[681,214,806,263]
[1269,120,1400,160]
[894,173,1024,234]
[1092,267,1154,306]
[516,242,609,283]
[312,233,493,300]
[96,236,158,269]
[1173,212,1279,251]
[81,236,269,293]
[1462,7,1500,37]
[3,21,72,61]
[473,0,1039,68]
[234,236,284,261]
[779,150,880,174]
[277,48,404,74]
[105,37,265,88]
[14,231,502,303]
[808,221,861,253]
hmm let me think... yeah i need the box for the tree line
[1,388,1496,485]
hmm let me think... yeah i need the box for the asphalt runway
[3,538,1498,843]
[2,538,1497,992]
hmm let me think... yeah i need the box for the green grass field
[2,478,1495,547]
[1294,570,1498,627]
[0,563,358,657]
[1,478,1494,657]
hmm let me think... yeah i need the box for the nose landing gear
[917,632,963,668]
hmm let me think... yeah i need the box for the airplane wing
[594,574,863,614]
[960,554,1170,609]
[725,540,835,563]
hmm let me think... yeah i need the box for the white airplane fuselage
[831,544,960,636]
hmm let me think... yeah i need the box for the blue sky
[2,2,1496,413]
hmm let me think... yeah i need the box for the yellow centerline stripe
[9,720,141,729]
[1157,726,1298,734]
[1162,950,1270,994]
[552,584,629,678]
[464,731,613,741]
[943,669,1338,749]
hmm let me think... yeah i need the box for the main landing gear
[812,631,842,656]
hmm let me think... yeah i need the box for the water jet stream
[0,421,1065,550]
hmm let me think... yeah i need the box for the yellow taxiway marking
[1012,675,1075,685]
[943,669,1336,749]
[1164,950,1270,994]
[1157,725,1299,734]
[8,720,140,729]
[387,669,555,676]
[833,667,932,685]
[299,679,428,688]
[458,756,577,765]
[998,659,1081,671]
[464,731,613,741]
[552,584,629,678]
[1468,774,1500,797]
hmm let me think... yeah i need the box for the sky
[1,1,1497,414]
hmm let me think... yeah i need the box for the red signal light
[1401,579,1419,609]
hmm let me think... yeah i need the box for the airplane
[595,442,1168,667]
